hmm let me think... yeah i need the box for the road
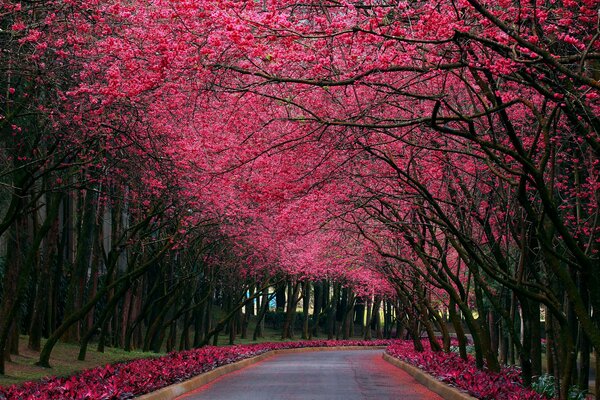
[176,349,444,400]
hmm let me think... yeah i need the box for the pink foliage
[386,342,544,400]
[0,340,394,399]
[4,0,598,290]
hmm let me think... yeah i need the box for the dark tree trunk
[203,295,213,341]
[518,297,533,387]
[405,307,424,352]
[179,310,191,351]
[28,205,57,351]
[529,301,542,379]
[1,190,61,373]
[166,321,177,352]
[281,281,301,339]
[364,297,372,340]
[302,281,310,340]
[430,305,451,352]
[8,320,19,357]
[372,297,383,340]
[253,290,271,341]
[577,275,591,391]
[275,284,286,312]
[342,290,354,340]
[63,189,98,343]
[193,300,205,347]
[38,242,170,367]
[383,300,392,339]
[336,287,348,340]
[0,224,23,370]
[449,298,468,360]
[595,348,600,400]
[354,298,365,338]
[246,286,255,316]
[327,284,340,340]
[310,281,323,338]
[79,281,130,360]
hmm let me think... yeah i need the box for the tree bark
[63,188,98,343]
[364,296,372,340]
[281,281,301,339]
[302,281,310,340]
[327,283,339,340]
[449,298,468,360]
[253,290,271,341]
[0,190,61,373]
[38,238,172,367]
[310,281,323,338]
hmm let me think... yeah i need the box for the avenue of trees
[1,1,598,399]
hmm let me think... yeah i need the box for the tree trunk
[383,300,392,339]
[28,198,57,351]
[449,298,468,360]
[193,300,205,347]
[275,284,286,312]
[253,290,271,341]
[431,305,451,352]
[246,286,255,316]
[79,280,131,360]
[519,296,533,386]
[364,296,372,340]
[0,190,61,373]
[38,241,171,367]
[559,324,577,400]
[327,284,339,340]
[63,188,98,343]
[144,289,177,352]
[354,298,365,338]
[179,311,191,351]
[595,348,599,400]
[310,281,323,338]
[343,290,354,340]
[281,281,301,339]
[373,297,383,340]
[302,281,310,340]
[577,275,591,392]
[0,224,23,369]
[529,301,542,379]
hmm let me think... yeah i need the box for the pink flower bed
[386,341,544,400]
[0,340,393,399]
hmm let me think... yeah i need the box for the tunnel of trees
[1,0,598,399]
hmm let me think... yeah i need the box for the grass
[213,326,301,346]
[0,336,161,387]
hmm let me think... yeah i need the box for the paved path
[176,349,443,400]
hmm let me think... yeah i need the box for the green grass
[0,336,161,387]
[213,326,303,346]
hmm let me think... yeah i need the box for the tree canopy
[1,1,598,398]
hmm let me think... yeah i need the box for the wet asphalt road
[176,349,443,400]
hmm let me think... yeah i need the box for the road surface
[176,349,444,400]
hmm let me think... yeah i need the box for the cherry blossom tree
[1,1,598,398]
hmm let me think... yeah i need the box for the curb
[382,353,478,400]
[137,346,386,400]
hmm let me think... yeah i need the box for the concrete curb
[137,346,386,400]
[382,353,478,400]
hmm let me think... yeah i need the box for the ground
[0,336,159,387]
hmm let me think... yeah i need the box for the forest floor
[0,336,160,387]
